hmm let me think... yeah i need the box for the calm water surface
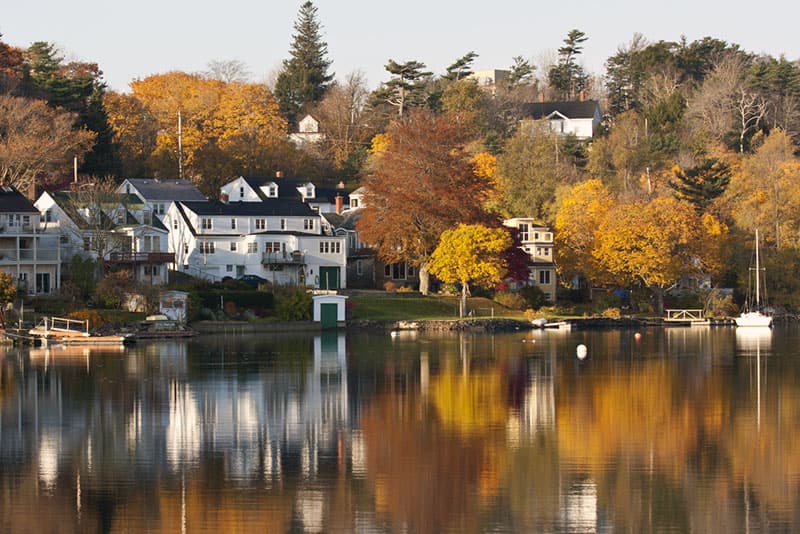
[1,325,799,533]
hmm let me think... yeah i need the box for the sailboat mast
[755,228,760,308]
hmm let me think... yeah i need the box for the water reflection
[2,327,800,532]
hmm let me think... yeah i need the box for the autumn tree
[357,109,491,294]
[429,224,510,317]
[495,124,581,220]
[0,95,95,196]
[725,129,800,249]
[554,180,615,289]
[273,1,333,124]
[593,196,727,313]
[103,91,159,177]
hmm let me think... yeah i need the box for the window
[356,260,363,275]
[231,218,237,230]
[239,186,244,199]
[305,185,314,198]
[264,242,281,254]
[230,242,237,252]
[255,218,266,230]
[172,218,178,229]
[145,265,159,276]
[226,264,233,272]
[144,236,152,252]
[385,263,407,280]
[280,219,287,230]
[350,198,359,208]
[319,241,341,254]
[534,232,540,240]
[304,219,314,231]
[544,248,551,256]
[157,204,165,215]
[518,223,530,241]
[247,242,258,254]
[201,218,212,230]
[200,241,215,254]
[269,185,277,197]
[536,247,543,256]
[544,232,552,241]
[539,270,551,285]
[45,210,52,222]
[183,243,189,254]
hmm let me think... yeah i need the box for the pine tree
[274,1,334,124]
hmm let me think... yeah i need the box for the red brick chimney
[335,194,343,214]
[539,92,545,103]
[220,191,229,203]
[579,90,585,102]
[275,170,283,178]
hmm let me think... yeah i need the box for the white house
[503,217,557,303]
[35,190,173,285]
[117,178,207,221]
[0,186,61,295]
[166,198,347,289]
[289,114,325,148]
[220,175,349,215]
[521,100,602,139]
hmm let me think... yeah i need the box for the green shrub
[493,291,527,310]
[519,285,548,309]
[274,288,312,321]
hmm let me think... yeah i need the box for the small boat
[736,229,773,328]
[28,316,135,346]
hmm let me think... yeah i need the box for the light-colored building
[521,100,601,139]
[504,217,557,303]
[0,186,61,294]
[117,178,207,221]
[289,114,325,148]
[166,198,347,288]
[35,190,172,285]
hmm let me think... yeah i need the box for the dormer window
[350,198,359,208]
[304,184,314,198]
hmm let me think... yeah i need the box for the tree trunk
[418,263,430,295]
[460,282,468,318]
[654,287,665,316]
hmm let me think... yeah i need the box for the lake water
[1,325,799,533]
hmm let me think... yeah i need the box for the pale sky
[2,0,799,93]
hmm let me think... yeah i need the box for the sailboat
[736,229,773,327]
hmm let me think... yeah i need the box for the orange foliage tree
[357,109,492,294]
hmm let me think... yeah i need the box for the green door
[320,303,338,329]
[319,267,340,290]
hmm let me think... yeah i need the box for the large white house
[35,190,173,285]
[0,186,61,295]
[166,198,347,288]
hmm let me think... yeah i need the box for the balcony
[0,248,60,262]
[262,251,305,265]
[107,252,175,264]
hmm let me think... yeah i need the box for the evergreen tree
[548,29,589,100]
[371,59,432,117]
[443,51,478,81]
[274,1,334,124]
[669,158,731,212]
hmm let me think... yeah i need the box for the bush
[601,307,621,319]
[519,285,549,309]
[439,283,458,295]
[274,288,312,321]
[493,291,527,310]
[383,280,397,292]
[524,308,545,321]
[67,309,105,329]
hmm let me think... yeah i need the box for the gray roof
[181,199,317,217]
[0,186,39,214]
[125,178,207,202]
[521,100,600,120]
[241,176,349,204]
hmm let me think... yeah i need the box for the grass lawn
[347,294,526,321]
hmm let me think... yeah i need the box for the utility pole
[178,110,183,180]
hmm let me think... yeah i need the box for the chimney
[539,92,545,103]
[579,90,585,102]
[336,180,345,190]
[275,170,283,179]
[335,194,343,214]
[220,191,229,204]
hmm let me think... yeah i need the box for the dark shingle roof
[0,186,39,213]
[181,199,317,217]
[521,100,600,120]
[240,176,348,203]
[323,209,361,231]
[125,178,207,202]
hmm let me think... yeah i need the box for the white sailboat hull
[735,311,773,328]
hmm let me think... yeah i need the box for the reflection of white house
[289,114,325,148]
[521,100,601,139]
[503,217,557,302]
[0,186,61,294]
[166,198,346,288]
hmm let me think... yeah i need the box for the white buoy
[576,344,588,360]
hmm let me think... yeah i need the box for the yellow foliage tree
[429,224,510,317]
[554,179,615,288]
[593,196,727,313]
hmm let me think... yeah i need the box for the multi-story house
[504,217,557,303]
[35,191,173,285]
[0,186,61,294]
[220,174,349,214]
[117,178,207,221]
[520,99,602,139]
[166,198,347,288]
